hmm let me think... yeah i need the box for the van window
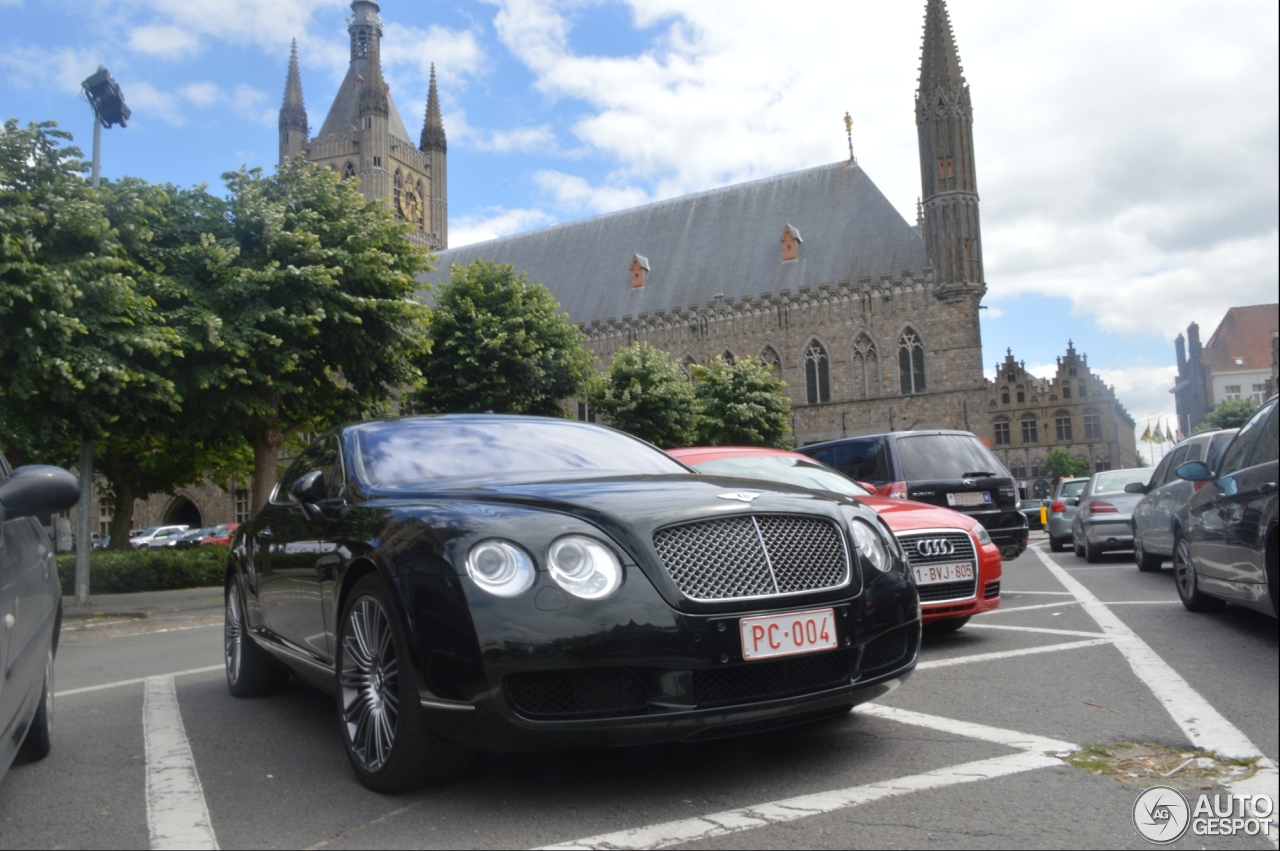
[829,439,890,483]
[1218,404,1272,477]
[1161,446,1190,486]
[1058,479,1087,499]
[1244,404,1277,467]
[1206,430,1238,474]
[1182,439,1205,464]
[895,434,1006,481]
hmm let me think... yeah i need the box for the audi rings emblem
[916,538,956,557]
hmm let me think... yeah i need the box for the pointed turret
[278,39,308,165]
[916,0,984,298]
[420,64,448,248]
[355,3,391,206]
[358,10,389,118]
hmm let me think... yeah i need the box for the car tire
[1173,535,1226,613]
[1073,532,1085,558]
[225,580,289,697]
[337,574,472,793]
[1085,539,1103,563]
[1049,535,1065,553]
[1134,533,1162,572]
[923,616,970,634]
[18,648,54,762]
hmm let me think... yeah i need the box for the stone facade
[985,343,1139,489]
[1173,304,1279,434]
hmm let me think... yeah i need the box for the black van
[798,430,1029,560]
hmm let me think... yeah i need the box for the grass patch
[56,547,228,596]
[1066,742,1262,787]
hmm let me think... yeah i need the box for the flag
[1152,425,1164,445]
[1164,421,1176,443]
[1140,422,1151,442]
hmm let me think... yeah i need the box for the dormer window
[781,225,802,262]
[630,254,649,288]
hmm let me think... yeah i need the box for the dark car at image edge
[224,416,921,792]
[798,430,1029,560]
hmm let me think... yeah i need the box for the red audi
[200,523,240,547]
[669,447,1001,632]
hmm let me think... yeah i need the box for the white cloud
[533,169,648,214]
[123,80,186,126]
[180,81,222,106]
[231,84,276,127]
[446,109,558,154]
[1091,363,1182,448]
[450,206,557,247]
[129,24,203,59]
[0,46,101,94]
[381,22,486,91]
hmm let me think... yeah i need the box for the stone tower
[275,1,448,249]
[917,0,985,299]
[421,65,448,249]
[278,39,307,164]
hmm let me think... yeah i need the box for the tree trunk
[106,479,136,550]
[251,419,284,514]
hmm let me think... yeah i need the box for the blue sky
[3,0,1277,448]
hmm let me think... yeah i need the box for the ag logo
[718,492,762,503]
[1133,786,1190,843]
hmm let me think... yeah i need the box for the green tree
[1041,449,1091,482]
[184,157,432,511]
[1197,397,1258,432]
[590,342,697,448]
[0,120,179,465]
[690,356,793,448]
[411,259,593,416]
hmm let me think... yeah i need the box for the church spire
[420,64,446,152]
[918,0,966,98]
[358,11,389,117]
[278,38,308,165]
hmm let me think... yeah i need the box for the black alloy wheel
[1173,536,1226,613]
[18,648,54,762]
[337,574,471,792]
[1134,531,1162,572]
[225,580,288,697]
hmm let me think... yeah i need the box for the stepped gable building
[278,1,449,250]
[427,0,989,445]
[986,343,1138,494]
[1172,303,1279,434]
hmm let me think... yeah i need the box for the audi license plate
[913,562,974,586]
[947,491,990,507]
[740,608,837,661]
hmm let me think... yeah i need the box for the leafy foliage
[590,343,697,448]
[56,546,227,596]
[1197,398,1258,432]
[412,259,593,416]
[1041,448,1091,482]
[690,356,792,448]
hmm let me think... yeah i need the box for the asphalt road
[2,540,1276,849]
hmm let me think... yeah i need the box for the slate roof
[315,58,414,145]
[1201,304,1279,373]
[423,161,930,325]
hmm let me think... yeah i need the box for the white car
[130,525,189,548]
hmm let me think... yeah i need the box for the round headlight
[466,540,535,597]
[850,518,892,573]
[971,522,992,547]
[547,535,623,599]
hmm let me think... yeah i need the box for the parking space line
[1031,546,1263,759]
[143,676,218,850]
[916,638,1113,671]
[965,623,1108,638]
[55,665,223,699]
[976,601,1078,614]
[857,704,1075,754]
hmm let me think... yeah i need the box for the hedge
[56,547,229,597]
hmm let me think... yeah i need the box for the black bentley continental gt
[224,416,920,791]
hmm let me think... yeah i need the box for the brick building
[1172,304,1279,435]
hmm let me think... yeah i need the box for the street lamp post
[75,66,129,606]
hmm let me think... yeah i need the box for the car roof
[802,430,979,451]
[668,446,811,464]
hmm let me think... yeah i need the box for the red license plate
[740,608,838,661]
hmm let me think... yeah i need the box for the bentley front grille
[898,530,979,603]
[651,515,850,602]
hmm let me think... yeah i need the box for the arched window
[804,340,830,404]
[759,345,782,379]
[393,170,403,220]
[722,349,735,365]
[1062,383,1072,399]
[898,328,925,394]
[850,332,879,399]
[1017,390,1026,404]
[682,355,697,380]
[342,161,356,180]
[1001,390,1010,404]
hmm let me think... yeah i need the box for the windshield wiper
[962,471,997,478]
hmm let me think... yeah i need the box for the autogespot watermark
[1133,786,1275,843]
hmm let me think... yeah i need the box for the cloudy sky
[4,0,1277,452]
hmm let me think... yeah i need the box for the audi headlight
[971,522,992,547]
[849,518,892,573]
[547,535,623,599]
[466,540,536,597]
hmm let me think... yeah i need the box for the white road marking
[976,601,1078,614]
[55,665,223,698]
[144,676,218,850]
[916,639,1113,670]
[1031,545,1263,759]
[1061,565,1140,570]
[1098,601,1181,606]
[541,707,1074,850]
[964,623,1108,638]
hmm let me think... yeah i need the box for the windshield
[1093,469,1153,493]
[351,418,689,486]
[1058,480,1087,499]
[691,456,872,496]
[896,434,1010,481]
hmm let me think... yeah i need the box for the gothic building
[279,1,449,249]
[986,343,1138,490]
[427,0,988,445]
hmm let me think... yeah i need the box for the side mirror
[0,466,81,519]
[1176,461,1212,482]
[289,470,327,504]
[1124,482,1148,494]
[1065,497,1080,507]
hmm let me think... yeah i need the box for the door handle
[315,554,340,579]
[1258,482,1277,495]
[258,528,274,539]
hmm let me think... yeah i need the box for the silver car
[1071,468,1155,562]
[131,524,188,548]
[1046,477,1089,552]
[1129,429,1238,571]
